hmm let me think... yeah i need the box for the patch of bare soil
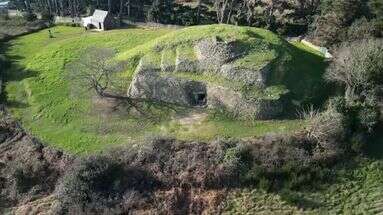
[176,110,208,126]
[91,95,128,117]
[12,195,56,215]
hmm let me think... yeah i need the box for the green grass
[3,25,309,154]
[3,26,174,154]
[117,24,284,79]
[159,115,304,141]
[223,160,383,214]
[268,41,332,107]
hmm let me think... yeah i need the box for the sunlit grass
[3,25,324,154]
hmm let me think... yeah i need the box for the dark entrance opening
[194,92,206,106]
[98,22,102,29]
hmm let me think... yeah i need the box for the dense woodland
[5,0,383,46]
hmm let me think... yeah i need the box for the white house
[82,9,113,31]
[0,1,9,9]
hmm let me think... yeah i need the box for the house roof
[0,1,9,8]
[92,9,109,22]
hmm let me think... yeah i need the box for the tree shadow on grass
[0,42,38,82]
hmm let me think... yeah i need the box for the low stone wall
[121,19,182,29]
[54,16,82,25]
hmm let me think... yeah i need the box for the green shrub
[358,105,380,132]
[328,96,347,114]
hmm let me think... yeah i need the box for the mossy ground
[2,25,310,154]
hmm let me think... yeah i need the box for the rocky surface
[195,37,239,72]
[220,63,271,87]
[207,85,283,119]
[175,48,199,73]
[128,63,206,106]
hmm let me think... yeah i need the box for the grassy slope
[4,26,174,153]
[3,26,306,154]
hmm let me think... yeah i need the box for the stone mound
[174,46,199,73]
[127,36,285,119]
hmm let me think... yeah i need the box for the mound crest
[118,25,322,119]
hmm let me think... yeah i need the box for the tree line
[6,0,383,45]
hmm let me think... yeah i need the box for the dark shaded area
[267,40,334,110]
[365,123,383,159]
[0,26,42,106]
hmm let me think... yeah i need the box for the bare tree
[214,0,230,23]
[325,39,383,100]
[108,0,112,12]
[66,47,175,116]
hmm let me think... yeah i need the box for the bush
[22,12,37,22]
[52,136,348,212]
[347,18,378,41]
[305,104,346,152]
[55,155,158,213]
[325,39,383,98]
[40,12,53,21]
[358,105,380,132]
[328,96,347,114]
[12,167,40,194]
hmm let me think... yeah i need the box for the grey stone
[207,85,283,120]
[128,66,206,106]
[195,37,238,72]
[160,50,176,72]
[175,57,198,73]
[220,63,271,87]
[175,49,199,73]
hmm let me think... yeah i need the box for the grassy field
[2,26,312,154]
